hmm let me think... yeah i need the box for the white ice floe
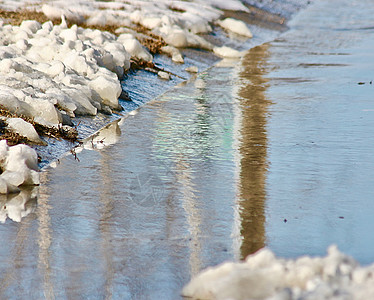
[157,71,170,80]
[213,46,244,58]
[185,66,199,73]
[217,17,253,38]
[182,245,374,300]
[0,140,39,194]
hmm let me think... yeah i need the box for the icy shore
[0,0,259,192]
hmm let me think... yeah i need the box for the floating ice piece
[159,24,212,50]
[217,18,253,38]
[185,66,199,73]
[213,46,244,58]
[161,46,184,63]
[158,71,171,80]
[182,245,374,300]
[5,118,46,145]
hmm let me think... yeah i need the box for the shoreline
[0,2,295,164]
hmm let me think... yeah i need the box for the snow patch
[183,246,374,300]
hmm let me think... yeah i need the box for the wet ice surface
[264,0,374,264]
[1,0,374,299]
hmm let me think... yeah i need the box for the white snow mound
[182,245,374,300]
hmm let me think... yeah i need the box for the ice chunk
[0,179,20,197]
[158,71,170,80]
[202,0,249,12]
[23,97,63,126]
[103,42,130,69]
[217,18,253,38]
[142,17,162,30]
[45,61,66,78]
[161,46,184,63]
[6,118,46,145]
[61,88,97,116]
[20,20,42,34]
[185,66,198,73]
[89,76,121,110]
[164,29,188,48]
[120,37,153,62]
[213,46,244,58]
[60,27,79,42]
[0,89,35,119]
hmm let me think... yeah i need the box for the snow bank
[0,17,129,140]
[0,1,254,146]
[0,140,39,194]
[182,246,374,300]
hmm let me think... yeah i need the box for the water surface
[1,0,374,298]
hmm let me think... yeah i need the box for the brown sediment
[0,9,49,25]
[138,35,166,54]
[167,6,186,14]
[126,25,167,54]
[129,57,186,79]
[0,119,31,146]
[0,105,78,146]
[0,8,167,54]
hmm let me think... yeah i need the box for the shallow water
[1,0,374,298]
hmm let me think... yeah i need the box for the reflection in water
[98,151,115,300]
[0,186,38,299]
[37,175,54,300]
[0,186,38,223]
[82,119,122,150]
[237,44,270,258]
